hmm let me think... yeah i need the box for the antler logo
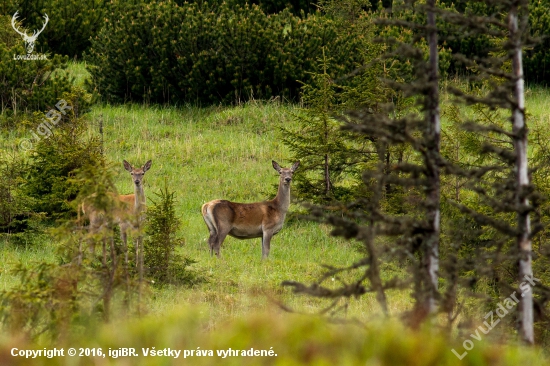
[11,11,49,55]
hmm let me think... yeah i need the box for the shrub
[19,88,102,220]
[0,262,79,339]
[434,0,550,85]
[85,1,365,104]
[144,180,202,286]
[0,0,318,60]
[177,0,319,15]
[524,0,550,85]
[0,154,32,233]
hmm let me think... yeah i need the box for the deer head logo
[11,11,49,55]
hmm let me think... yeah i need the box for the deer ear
[291,161,300,172]
[143,160,152,173]
[123,160,133,172]
[272,160,282,173]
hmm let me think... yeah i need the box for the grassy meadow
[1,64,550,364]
[82,100,385,321]
[2,99,404,321]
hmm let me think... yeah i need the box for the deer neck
[134,183,146,214]
[274,179,291,214]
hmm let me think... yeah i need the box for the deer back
[212,199,285,233]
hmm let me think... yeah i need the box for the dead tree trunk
[508,0,533,345]
[424,0,441,316]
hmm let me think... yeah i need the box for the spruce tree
[283,0,444,321]
[436,0,548,344]
[282,50,376,203]
[143,179,200,286]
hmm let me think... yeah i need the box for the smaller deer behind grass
[202,160,299,259]
[81,160,152,258]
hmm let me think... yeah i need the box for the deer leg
[119,224,129,266]
[118,223,137,265]
[208,232,218,256]
[213,226,231,258]
[87,215,102,255]
[213,232,227,258]
[202,206,219,256]
[261,230,274,260]
[120,225,128,249]
[136,237,140,268]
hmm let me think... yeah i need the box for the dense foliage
[524,0,550,84]
[19,89,101,220]
[0,155,30,233]
[197,0,320,15]
[85,1,366,104]
[3,0,550,89]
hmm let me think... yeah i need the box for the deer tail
[202,202,218,235]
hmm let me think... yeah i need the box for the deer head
[11,11,49,54]
[123,160,152,188]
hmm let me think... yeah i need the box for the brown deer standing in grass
[202,160,299,259]
[81,160,152,255]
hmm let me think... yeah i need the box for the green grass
[50,60,91,87]
[81,101,389,322]
[0,96,388,324]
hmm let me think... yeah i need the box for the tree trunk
[424,0,441,315]
[509,0,534,345]
[324,152,331,196]
[385,149,392,198]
